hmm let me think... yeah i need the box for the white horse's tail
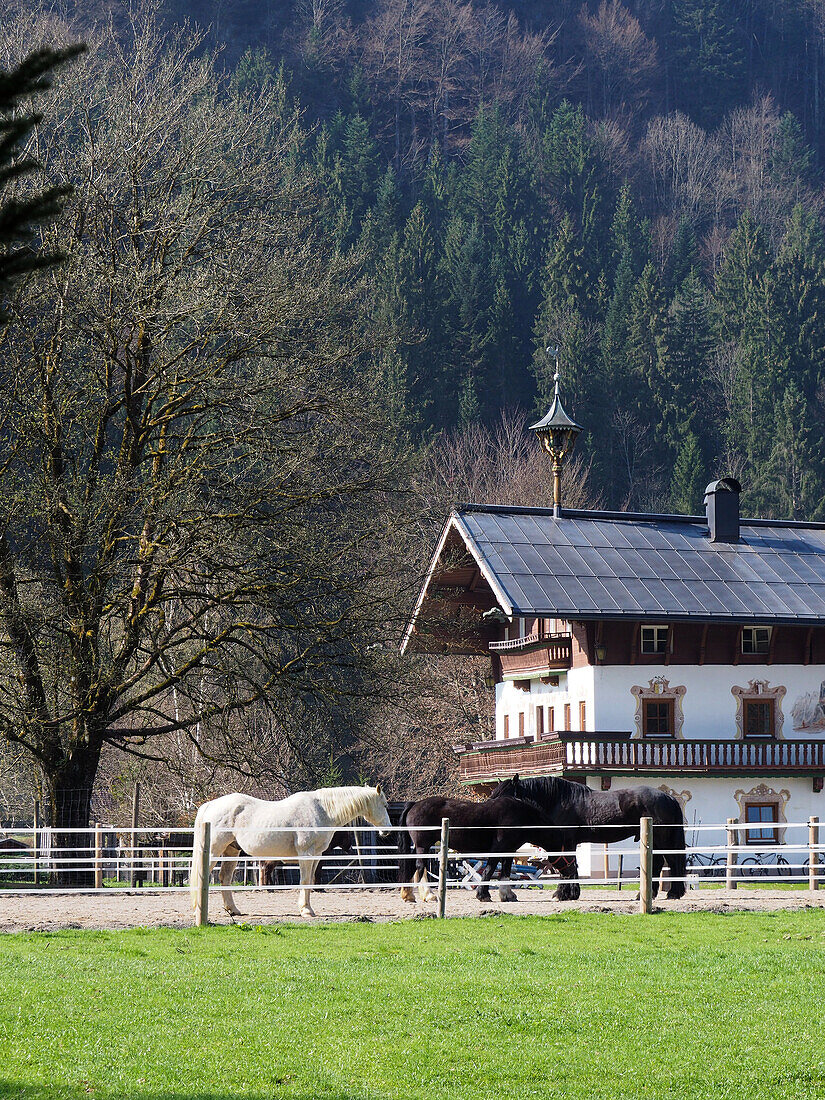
[190,806,205,909]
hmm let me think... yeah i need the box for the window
[518,712,525,737]
[641,626,668,655]
[548,708,555,733]
[745,802,778,843]
[643,698,674,738]
[536,707,544,737]
[503,715,510,739]
[563,703,571,731]
[742,626,771,655]
[744,699,775,738]
[579,701,586,731]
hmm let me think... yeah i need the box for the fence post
[616,853,624,892]
[437,817,449,918]
[194,820,211,927]
[129,782,140,887]
[809,816,820,891]
[726,817,738,890]
[32,800,40,885]
[639,816,653,914]
[94,822,103,889]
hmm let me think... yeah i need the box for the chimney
[704,478,742,544]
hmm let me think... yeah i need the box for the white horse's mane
[316,785,379,824]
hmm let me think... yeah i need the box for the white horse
[189,785,391,918]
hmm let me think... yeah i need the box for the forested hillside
[131,0,825,519]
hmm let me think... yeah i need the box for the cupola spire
[529,349,583,517]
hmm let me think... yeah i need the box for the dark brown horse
[491,775,687,900]
[397,794,575,903]
[260,829,354,887]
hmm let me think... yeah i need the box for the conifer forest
[183,0,825,520]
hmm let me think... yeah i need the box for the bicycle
[739,852,792,877]
[686,851,725,877]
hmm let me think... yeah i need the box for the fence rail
[0,818,821,925]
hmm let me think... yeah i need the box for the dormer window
[742,626,771,655]
[640,626,668,655]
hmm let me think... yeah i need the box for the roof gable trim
[400,512,513,655]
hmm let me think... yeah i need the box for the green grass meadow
[1,912,824,1100]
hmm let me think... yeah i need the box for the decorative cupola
[530,354,583,517]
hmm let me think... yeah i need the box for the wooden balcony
[456,733,825,784]
[489,633,573,677]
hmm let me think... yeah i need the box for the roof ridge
[455,503,825,531]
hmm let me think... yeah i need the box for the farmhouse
[403,379,825,873]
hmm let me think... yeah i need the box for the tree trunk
[46,745,102,887]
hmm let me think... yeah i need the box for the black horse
[491,775,687,901]
[398,795,575,903]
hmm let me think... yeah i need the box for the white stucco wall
[590,663,825,741]
[495,666,596,737]
[496,662,825,742]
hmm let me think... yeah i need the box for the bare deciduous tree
[356,412,599,798]
[579,0,659,120]
[645,112,719,225]
[0,11,409,853]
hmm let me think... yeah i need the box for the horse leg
[664,825,687,900]
[398,824,416,903]
[416,851,436,903]
[218,842,243,915]
[400,873,416,905]
[475,858,498,903]
[497,857,518,903]
[554,854,581,901]
[651,852,665,899]
[298,858,320,917]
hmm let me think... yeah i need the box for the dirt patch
[1,885,823,933]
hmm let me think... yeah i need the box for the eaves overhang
[400,510,514,655]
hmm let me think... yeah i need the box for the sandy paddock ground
[1,885,824,932]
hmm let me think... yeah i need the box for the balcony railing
[489,633,573,675]
[456,734,825,784]
[489,630,570,653]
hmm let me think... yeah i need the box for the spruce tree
[664,270,713,453]
[670,431,706,515]
[608,186,649,282]
[757,384,824,520]
[669,0,745,126]
[666,218,700,294]
[440,214,490,419]
[0,45,83,311]
[715,211,772,344]
[773,204,825,400]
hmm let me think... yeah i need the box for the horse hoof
[301,907,315,918]
[424,892,437,903]
[499,893,518,903]
[400,889,416,904]
[554,883,581,901]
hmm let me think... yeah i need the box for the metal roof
[451,504,825,625]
